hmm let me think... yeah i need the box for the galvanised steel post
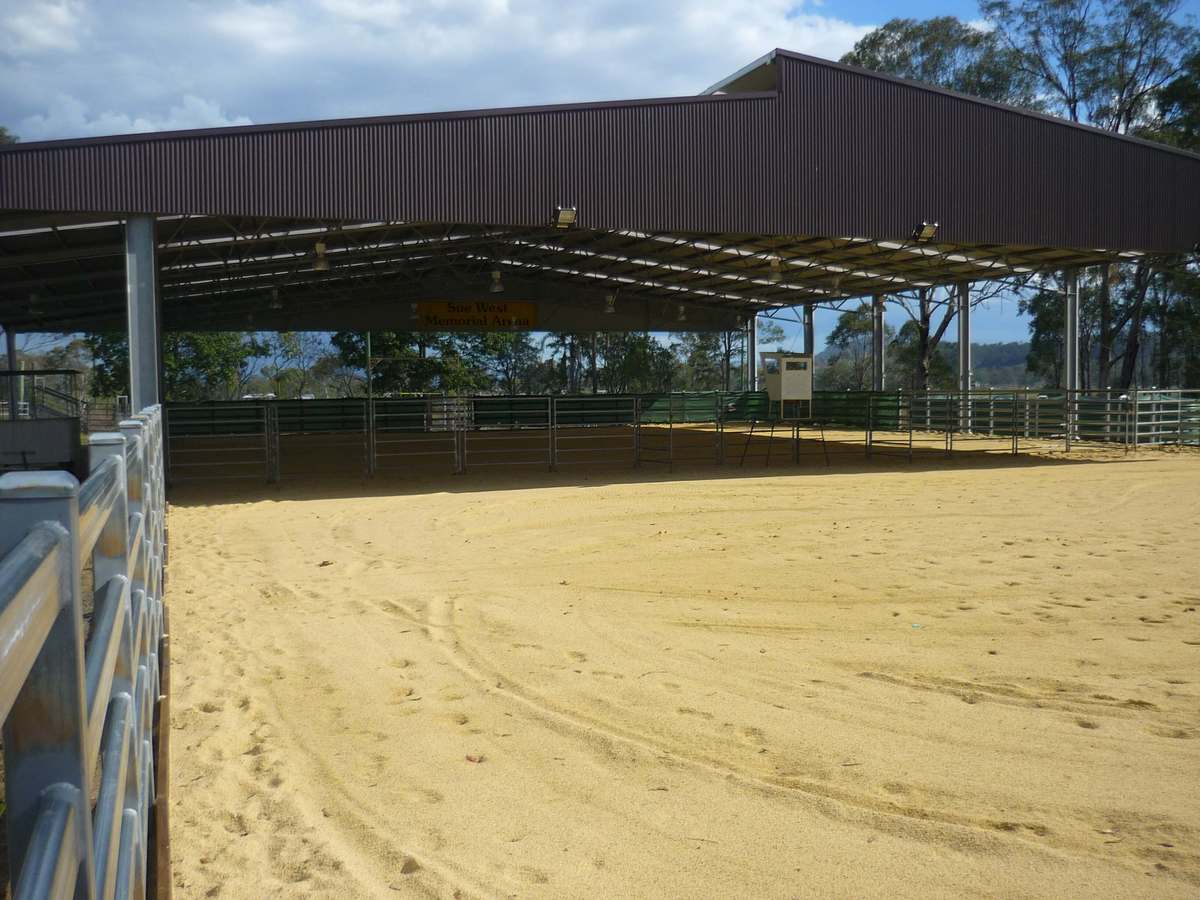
[957,282,971,432]
[633,396,641,467]
[1064,269,1080,448]
[87,433,130,607]
[871,295,885,391]
[803,305,814,356]
[747,316,758,390]
[0,471,98,898]
[548,396,555,472]
[4,325,16,421]
[365,331,376,476]
[125,216,160,412]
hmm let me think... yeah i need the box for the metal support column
[365,330,376,475]
[3,325,16,420]
[957,282,971,393]
[1064,270,1080,393]
[871,295,885,391]
[1064,269,1080,448]
[803,305,814,356]
[747,315,758,390]
[125,215,160,411]
[957,282,971,432]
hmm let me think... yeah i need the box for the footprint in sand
[1148,725,1194,739]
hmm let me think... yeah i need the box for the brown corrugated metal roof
[0,50,1196,253]
[0,49,1195,332]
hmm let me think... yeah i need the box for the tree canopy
[841,16,1036,105]
[844,2,1200,390]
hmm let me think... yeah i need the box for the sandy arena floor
[167,447,1200,898]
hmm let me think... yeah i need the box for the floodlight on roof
[914,221,939,242]
[490,269,505,293]
[553,206,578,229]
[768,258,782,283]
[604,293,616,314]
[313,240,330,271]
[677,304,687,322]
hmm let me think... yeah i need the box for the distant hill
[815,341,1040,389]
[938,341,1039,388]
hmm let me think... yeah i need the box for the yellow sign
[416,301,537,329]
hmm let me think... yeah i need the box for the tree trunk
[1157,302,1171,388]
[1117,266,1153,390]
[588,334,598,394]
[915,290,931,392]
[1097,266,1112,388]
[1118,308,1146,391]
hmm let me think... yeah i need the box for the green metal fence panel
[552,396,638,426]
[472,395,551,428]
[274,398,366,434]
[718,391,770,422]
[165,401,265,436]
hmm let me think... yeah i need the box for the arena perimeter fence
[164,389,1200,483]
[0,406,170,899]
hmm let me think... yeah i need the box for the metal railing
[1,371,84,423]
[0,405,169,899]
[161,388,1200,482]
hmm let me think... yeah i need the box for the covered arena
[3,50,1199,484]
[2,48,1200,898]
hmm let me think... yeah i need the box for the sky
[2,1,1198,349]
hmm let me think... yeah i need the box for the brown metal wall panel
[0,53,1197,252]
[775,54,1200,252]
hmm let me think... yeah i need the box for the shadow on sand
[168,429,1160,508]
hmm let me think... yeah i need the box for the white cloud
[17,93,253,141]
[1,0,875,141]
[209,2,308,55]
[1,0,86,53]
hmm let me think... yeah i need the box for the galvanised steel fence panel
[0,405,168,899]
[274,398,368,435]
[1073,391,1134,447]
[812,390,902,429]
[463,396,553,469]
[276,399,367,479]
[718,391,772,423]
[1134,390,1200,446]
[161,387,1196,483]
[551,396,639,468]
[165,402,270,482]
[636,394,723,467]
[472,396,552,429]
[373,397,460,474]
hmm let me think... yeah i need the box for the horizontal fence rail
[0,405,169,899]
[162,389,1200,483]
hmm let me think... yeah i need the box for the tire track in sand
[375,594,1152,870]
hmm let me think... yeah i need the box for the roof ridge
[0,91,776,152]
[772,48,1200,163]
